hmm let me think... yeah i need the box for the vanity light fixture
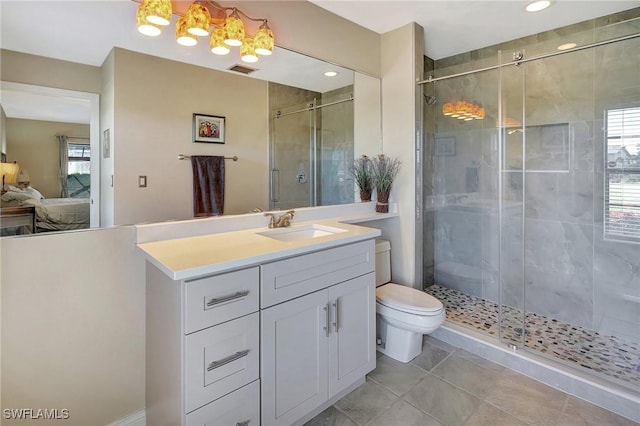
[324,71,338,77]
[442,101,485,121]
[176,16,198,46]
[185,3,211,37]
[136,2,162,36]
[224,8,245,46]
[210,27,230,55]
[525,0,552,13]
[143,0,172,26]
[135,0,275,63]
[240,37,259,63]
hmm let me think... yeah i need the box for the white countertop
[138,216,384,280]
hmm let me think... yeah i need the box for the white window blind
[605,107,640,242]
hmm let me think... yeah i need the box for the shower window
[604,106,640,242]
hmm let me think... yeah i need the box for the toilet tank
[375,239,391,287]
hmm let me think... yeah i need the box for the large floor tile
[452,349,505,373]
[556,396,639,426]
[410,341,451,372]
[424,336,458,353]
[304,406,358,426]
[485,369,567,426]
[368,355,429,396]
[463,402,529,426]
[431,352,504,398]
[367,399,444,426]
[403,374,481,426]
[334,378,398,425]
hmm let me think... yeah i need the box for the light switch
[138,176,147,188]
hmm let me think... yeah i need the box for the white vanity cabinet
[260,240,376,426]
[146,264,261,426]
[143,229,379,426]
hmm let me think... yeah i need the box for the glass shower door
[426,65,504,339]
[317,98,354,206]
[270,94,355,210]
[498,49,527,349]
[270,102,314,210]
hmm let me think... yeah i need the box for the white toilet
[375,240,446,362]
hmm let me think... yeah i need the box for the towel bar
[178,154,238,161]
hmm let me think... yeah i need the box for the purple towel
[190,155,225,217]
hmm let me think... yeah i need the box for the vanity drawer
[185,380,260,426]
[184,312,260,414]
[185,267,259,334]
[261,240,374,307]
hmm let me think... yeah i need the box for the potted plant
[371,154,401,213]
[350,154,373,202]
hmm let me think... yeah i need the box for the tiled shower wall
[423,8,640,340]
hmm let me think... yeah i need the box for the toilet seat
[376,283,444,315]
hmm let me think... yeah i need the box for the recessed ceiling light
[324,71,338,77]
[525,0,552,12]
[557,42,577,51]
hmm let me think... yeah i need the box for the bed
[1,191,89,232]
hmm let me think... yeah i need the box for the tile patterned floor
[307,337,639,426]
[425,285,640,390]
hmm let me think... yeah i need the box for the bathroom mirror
[0,51,381,235]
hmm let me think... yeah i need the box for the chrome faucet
[264,210,295,228]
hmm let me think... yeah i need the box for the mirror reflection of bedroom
[0,94,93,236]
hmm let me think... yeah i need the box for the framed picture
[434,137,456,156]
[193,113,225,144]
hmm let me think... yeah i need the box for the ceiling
[310,0,640,60]
[1,1,638,123]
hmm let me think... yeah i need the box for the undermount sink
[256,224,348,242]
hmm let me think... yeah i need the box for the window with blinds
[67,143,91,198]
[605,106,640,242]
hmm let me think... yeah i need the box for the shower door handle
[270,168,280,203]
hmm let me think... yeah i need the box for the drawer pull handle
[236,421,250,426]
[206,290,250,308]
[207,349,250,371]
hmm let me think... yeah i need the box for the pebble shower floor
[426,285,640,390]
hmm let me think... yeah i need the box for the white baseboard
[106,409,146,426]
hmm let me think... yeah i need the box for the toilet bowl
[375,240,445,363]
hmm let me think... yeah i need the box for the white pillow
[8,185,24,193]
[1,191,35,202]
[24,186,44,200]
